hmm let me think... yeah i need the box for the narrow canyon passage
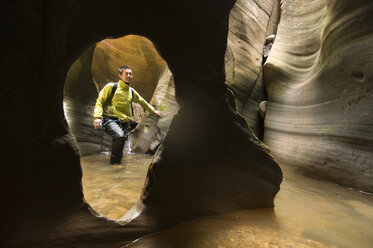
[3,0,373,247]
[82,156,373,248]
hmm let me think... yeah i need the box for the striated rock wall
[63,45,102,156]
[222,0,373,194]
[264,0,373,192]
[225,0,281,139]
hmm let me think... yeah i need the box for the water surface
[81,154,373,247]
[81,153,151,220]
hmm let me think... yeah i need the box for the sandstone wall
[264,0,373,192]
[225,0,281,139]
[131,68,179,154]
[92,35,166,102]
[64,45,102,155]
[221,0,373,196]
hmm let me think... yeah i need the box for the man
[93,65,162,164]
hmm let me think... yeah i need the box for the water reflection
[81,155,373,247]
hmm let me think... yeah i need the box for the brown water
[81,153,151,220]
[81,154,373,248]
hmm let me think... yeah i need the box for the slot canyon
[1,0,372,247]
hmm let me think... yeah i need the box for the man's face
[119,68,133,83]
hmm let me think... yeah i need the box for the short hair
[118,65,131,74]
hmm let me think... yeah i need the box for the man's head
[118,65,133,83]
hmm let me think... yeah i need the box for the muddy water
[81,153,151,220]
[81,154,373,248]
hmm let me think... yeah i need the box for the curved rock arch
[3,0,282,247]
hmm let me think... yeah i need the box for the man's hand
[155,110,163,117]
[93,118,102,129]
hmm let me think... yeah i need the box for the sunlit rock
[91,35,166,102]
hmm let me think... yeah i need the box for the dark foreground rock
[1,0,282,247]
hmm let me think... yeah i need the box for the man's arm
[93,84,112,129]
[132,89,162,117]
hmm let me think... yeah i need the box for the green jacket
[94,80,155,122]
